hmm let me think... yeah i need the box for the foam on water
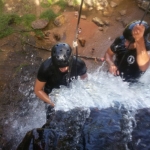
[5,65,150,149]
[3,84,46,149]
[51,66,150,111]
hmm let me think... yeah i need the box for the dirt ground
[0,0,150,93]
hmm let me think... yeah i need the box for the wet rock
[78,37,86,47]
[103,11,112,17]
[121,20,128,27]
[31,19,49,29]
[83,0,108,9]
[17,108,90,150]
[89,7,93,11]
[81,15,87,20]
[97,5,104,11]
[138,1,150,13]
[92,17,104,27]
[19,107,150,150]
[53,15,66,27]
[53,33,61,41]
[103,19,110,26]
[116,17,122,21]
[44,31,51,37]
[119,10,127,16]
[110,1,118,8]
[98,27,104,31]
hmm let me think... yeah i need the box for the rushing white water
[50,65,150,112]
[4,64,150,149]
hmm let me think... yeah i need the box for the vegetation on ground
[0,13,36,38]
[55,0,68,11]
[0,14,19,38]
[40,0,52,8]
[21,14,36,28]
[0,0,4,14]
[0,0,66,39]
[40,9,58,21]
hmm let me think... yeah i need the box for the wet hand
[109,65,119,76]
[132,24,145,42]
[49,101,55,107]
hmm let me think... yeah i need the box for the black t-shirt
[110,36,148,82]
[37,56,87,94]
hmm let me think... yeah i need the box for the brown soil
[0,0,150,93]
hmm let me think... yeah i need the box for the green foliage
[47,0,52,4]
[73,0,79,6]
[40,2,51,8]
[34,30,45,39]
[20,14,36,28]
[55,0,68,10]
[24,4,32,11]
[0,0,4,13]
[0,14,20,38]
[0,13,36,39]
[40,0,54,8]
[0,27,14,38]
[40,9,58,21]
[0,14,16,27]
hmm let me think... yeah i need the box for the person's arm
[80,73,87,79]
[105,48,119,76]
[34,79,55,107]
[132,24,150,71]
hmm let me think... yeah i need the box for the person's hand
[132,24,145,42]
[49,101,55,107]
[108,65,119,76]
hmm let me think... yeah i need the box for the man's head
[51,43,72,70]
[123,20,150,49]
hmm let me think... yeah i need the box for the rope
[139,1,150,24]
[67,0,84,87]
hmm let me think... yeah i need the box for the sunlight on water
[4,84,46,149]
[5,65,150,149]
[50,66,150,112]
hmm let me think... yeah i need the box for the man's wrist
[108,63,115,67]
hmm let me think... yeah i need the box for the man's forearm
[36,90,55,106]
[105,52,115,67]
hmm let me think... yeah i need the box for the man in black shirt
[34,43,87,119]
[105,20,150,82]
